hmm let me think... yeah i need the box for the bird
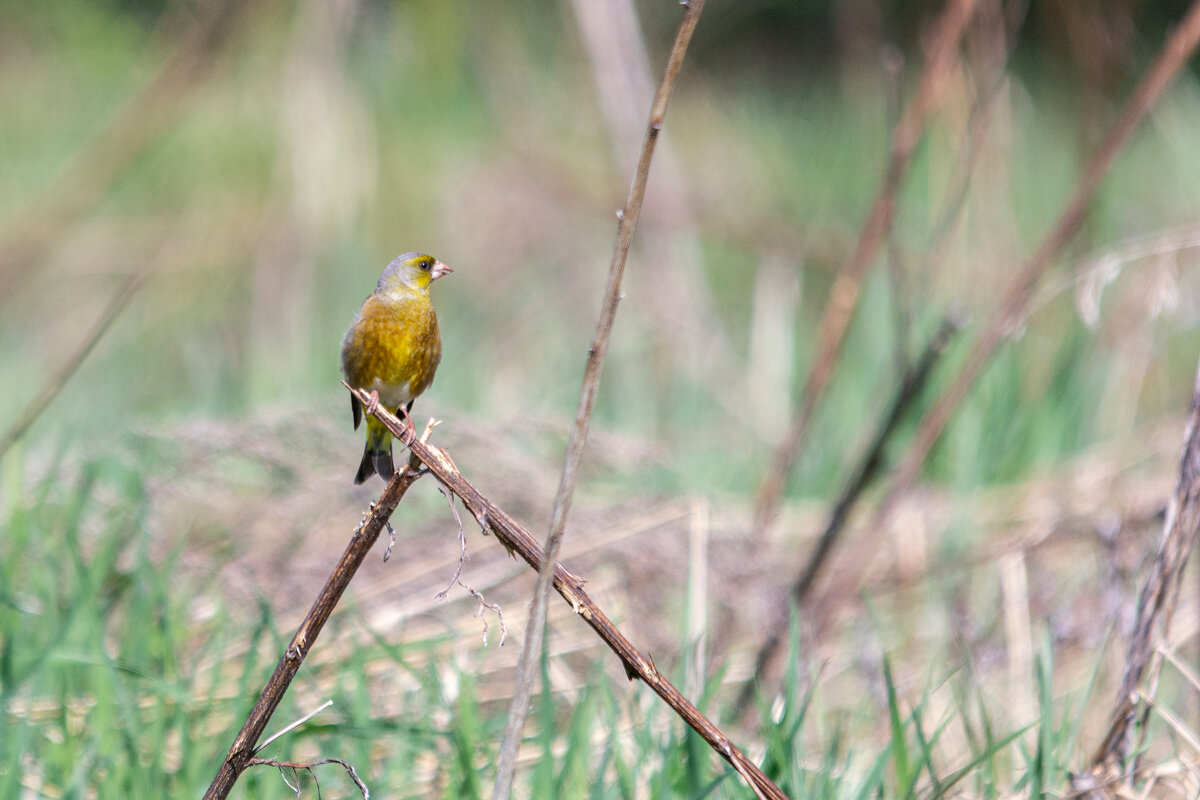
[341,252,453,484]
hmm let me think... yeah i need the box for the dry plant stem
[924,0,1030,285]
[0,270,146,461]
[572,0,750,441]
[875,0,1200,527]
[735,315,961,713]
[203,443,427,800]
[349,387,790,800]
[881,50,908,371]
[0,0,258,299]
[492,2,706,798]
[1072,359,1200,794]
[751,0,980,539]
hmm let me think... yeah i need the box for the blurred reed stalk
[736,315,960,712]
[1073,356,1200,797]
[0,270,146,461]
[249,0,375,399]
[0,0,260,301]
[788,0,1200,676]
[922,0,1029,304]
[752,0,981,541]
[870,0,1200,531]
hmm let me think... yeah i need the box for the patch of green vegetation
[3,3,1199,797]
[3,447,1122,798]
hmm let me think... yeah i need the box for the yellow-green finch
[341,252,452,483]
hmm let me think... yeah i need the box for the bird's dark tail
[354,418,395,484]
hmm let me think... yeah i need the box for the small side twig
[349,386,791,800]
[461,580,507,648]
[433,482,469,601]
[735,315,962,712]
[382,519,397,562]
[431,472,505,644]
[245,757,369,800]
[492,2,708,798]
[751,0,980,539]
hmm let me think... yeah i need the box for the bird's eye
[420,260,431,271]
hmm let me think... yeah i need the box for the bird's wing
[351,393,362,430]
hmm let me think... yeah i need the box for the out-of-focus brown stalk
[0,0,260,300]
[0,270,146,461]
[492,2,708,798]
[1071,359,1200,798]
[923,0,1030,287]
[752,0,980,539]
[736,315,961,712]
[873,0,1200,525]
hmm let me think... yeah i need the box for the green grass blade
[883,653,912,794]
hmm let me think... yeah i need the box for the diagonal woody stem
[351,386,791,800]
[203,432,431,800]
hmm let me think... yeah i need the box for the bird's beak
[431,261,453,279]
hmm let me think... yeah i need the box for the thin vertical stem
[490,2,707,797]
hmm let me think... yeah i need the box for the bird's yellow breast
[341,291,442,408]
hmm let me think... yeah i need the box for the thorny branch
[204,389,789,800]
[348,386,792,800]
[203,426,434,800]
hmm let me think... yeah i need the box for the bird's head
[377,252,453,295]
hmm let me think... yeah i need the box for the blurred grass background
[3,0,1200,797]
